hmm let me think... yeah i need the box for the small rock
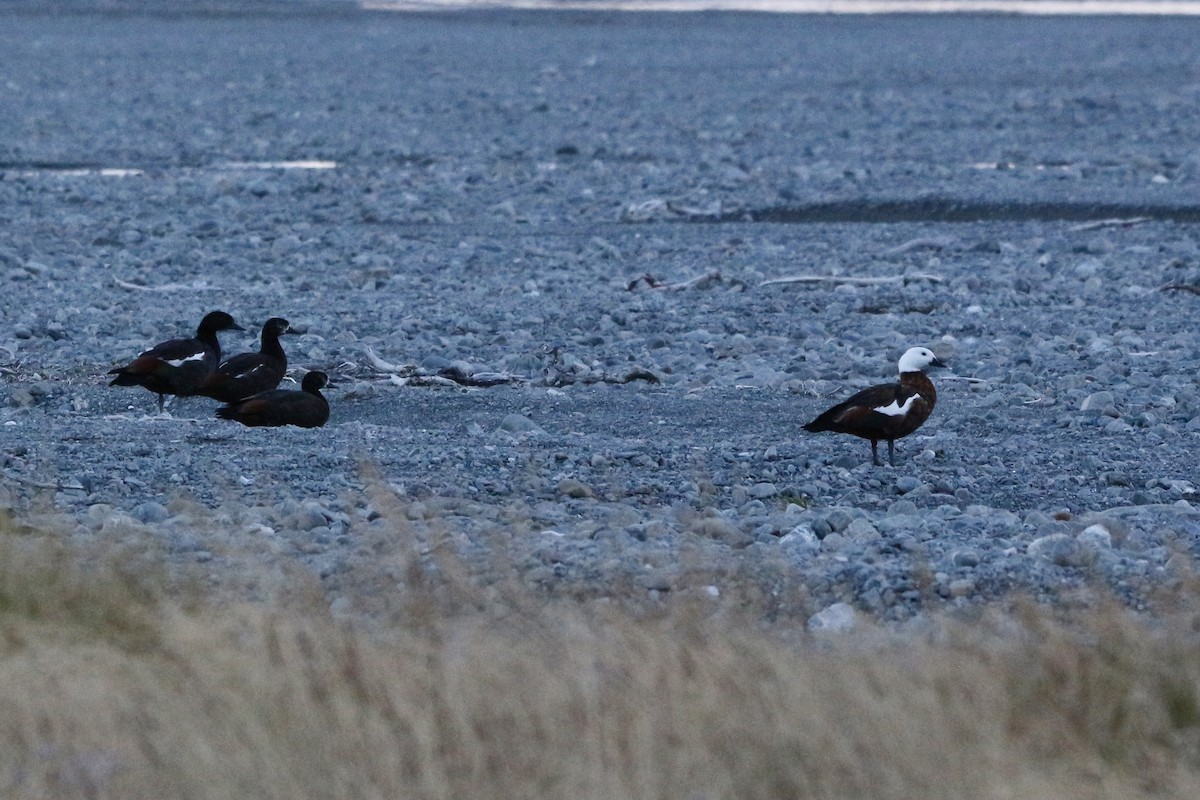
[845,517,881,542]
[86,503,113,525]
[948,578,976,598]
[748,482,778,499]
[497,414,546,435]
[831,454,861,470]
[779,525,819,549]
[637,569,674,592]
[1080,391,1116,414]
[808,602,857,633]
[1028,533,1096,567]
[293,504,330,531]
[131,501,170,524]
[821,532,849,552]
[1105,419,1134,434]
[950,548,981,568]
[824,509,853,533]
[895,476,921,494]
[691,516,753,548]
[1103,472,1131,487]
[556,478,594,499]
[7,387,35,408]
[1077,523,1113,550]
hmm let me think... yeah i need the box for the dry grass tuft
[3,501,1200,799]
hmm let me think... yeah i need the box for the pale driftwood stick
[366,345,657,390]
[664,270,723,291]
[665,200,723,218]
[939,376,989,384]
[2,470,85,492]
[364,345,413,374]
[1068,217,1150,232]
[882,237,955,256]
[367,346,525,388]
[113,277,217,292]
[759,273,943,288]
[628,270,724,291]
[545,369,659,388]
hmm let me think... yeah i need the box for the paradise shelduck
[216,370,330,429]
[199,317,294,403]
[803,346,946,466]
[108,310,244,412]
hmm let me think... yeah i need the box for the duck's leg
[870,439,882,466]
[887,439,896,467]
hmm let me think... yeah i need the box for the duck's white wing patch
[231,364,265,379]
[874,394,918,417]
[164,352,207,368]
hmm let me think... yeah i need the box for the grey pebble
[821,532,850,552]
[1077,524,1113,550]
[950,548,982,568]
[1027,533,1096,568]
[748,482,778,499]
[131,501,170,525]
[808,602,857,633]
[497,414,546,436]
[845,517,881,542]
[779,525,819,549]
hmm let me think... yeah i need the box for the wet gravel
[2,6,1200,625]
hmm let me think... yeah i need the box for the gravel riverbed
[2,5,1200,626]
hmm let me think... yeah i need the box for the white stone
[1077,524,1113,550]
[808,602,857,633]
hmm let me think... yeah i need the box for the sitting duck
[216,370,331,429]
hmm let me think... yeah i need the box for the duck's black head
[198,311,244,335]
[262,317,293,338]
[301,371,329,393]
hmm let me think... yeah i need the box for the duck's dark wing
[108,337,212,385]
[200,353,285,402]
[216,352,267,377]
[806,383,901,428]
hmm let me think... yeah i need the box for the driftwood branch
[1,470,85,492]
[1068,217,1150,232]
[628,270,734,291]
[760,273,943,288]
[1161,283,1200,295]
[544,368,659,388]
[114,278,218,292]
[363,346,408,374]
[881,237,956,256]
[364,346,659,389]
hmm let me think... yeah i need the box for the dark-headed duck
[108,310,243,412]
[216,370,330,429]
[199,317,294,403]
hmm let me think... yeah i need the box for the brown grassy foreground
[3,504,1200,800]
